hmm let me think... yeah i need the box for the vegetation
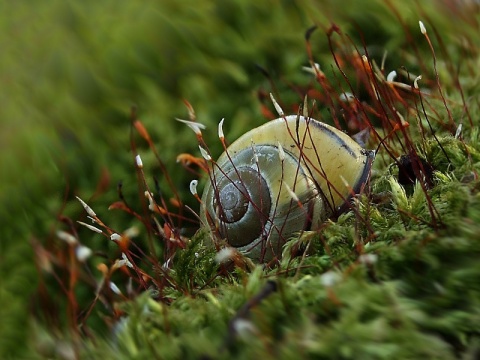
[1,0,479,358]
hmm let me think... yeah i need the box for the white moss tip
[359,253,378,265]
[218,118,225,140]
[455,124,463,139]
[77,221,103,234]
[75,196,97,217]
[269,93,284,117]
[199,145,211,161]
[135,154,143,168]
[176,118,206,136]
[110,233,122,242]
[414,75,422,89]
[76,245,93,262]
[215,247,235,264]
[57,230,78,245]
[419,21,427,35]
[109,282,122,295]
[320,271,340,287]
[386,70,397,83]
[144,191,155,211]
[190,180,198,196]
[339,92,355,102]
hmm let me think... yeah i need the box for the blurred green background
[1,0,478,358]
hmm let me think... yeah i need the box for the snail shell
[200,115,374,262]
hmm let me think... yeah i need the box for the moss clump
[75,138,480,359]
[1,0,479,359]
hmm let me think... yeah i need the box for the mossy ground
[1,0,479,359]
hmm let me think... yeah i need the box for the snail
[199,115,375,262]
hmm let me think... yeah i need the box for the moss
[1,0,479,358]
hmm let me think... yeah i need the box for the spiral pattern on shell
[200,115,374,262]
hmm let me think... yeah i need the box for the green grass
[1,0,479,358]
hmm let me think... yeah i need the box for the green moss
[1,0,479,358]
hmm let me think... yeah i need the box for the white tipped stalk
[320,270,340,287]
[199,145,211,161]
[303,95,309,118]
[339,92,354,102]
[358,253,378,265]
[76,245,92,262]
[124,227,139,238]
[283,182,299,202]
[121,253,133,268]
[277,142,285,161]
[218,118,225,140]
[269,93,284,117]
[126,278,134,296]
[110,233,122,242]
[386,70,397,83]
[419,20,427,35]
[215,247,235,264]
[232,318,257,338]
[135,154,143,169]
[109,282,122,295]
[76,196,96,217]
[414,75,422,89]
[395,110,406,125]
[162,257,172,270]
[113,253,134,270]
[176,118,206,136]
[77,221,103,234]
[190,180,198,196]
[455,123,463,139]
[302,62,321,75]
[381,50,388,70]
[144,191,155,211]
[57,230,78,245]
